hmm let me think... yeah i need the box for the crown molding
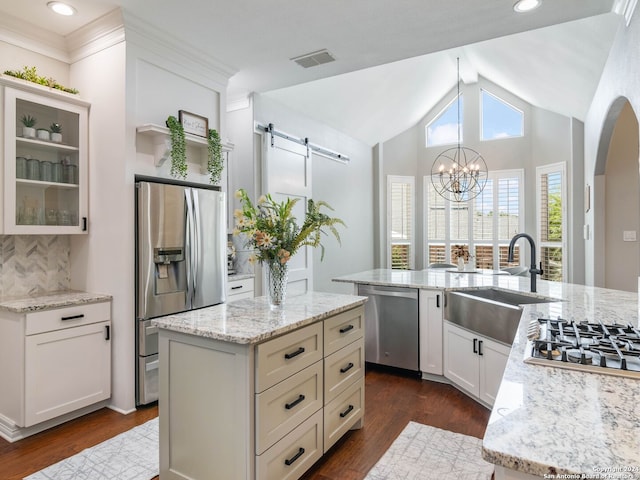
[66,9,126,63]
[0,11,69,62]
[122,11,237,86]
[613,0,638,26]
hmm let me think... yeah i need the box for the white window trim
[536,162,567,281]
[423,168,524,268]
[387,175,415,269]
[480,88,524,141]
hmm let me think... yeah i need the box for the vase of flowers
[233,189,345,308]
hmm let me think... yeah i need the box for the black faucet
[507,233,544,293]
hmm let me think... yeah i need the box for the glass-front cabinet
[2,80,88,234]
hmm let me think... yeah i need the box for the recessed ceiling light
[47,1,77,16]
[513,0,541,13]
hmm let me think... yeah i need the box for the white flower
[234,190,243,199]
[248,254,257,265]
[257,195,267,205]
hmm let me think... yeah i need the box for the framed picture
[178,110,208,138]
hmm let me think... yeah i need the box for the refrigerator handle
[185,189,195,307]
[192,190,201,298]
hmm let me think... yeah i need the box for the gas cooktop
[524,317,640,379]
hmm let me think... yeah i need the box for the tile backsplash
[0,235,70,297]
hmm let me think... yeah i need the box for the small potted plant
[50,123,62,143]
[21,114,36,138]
[37,127,50,141]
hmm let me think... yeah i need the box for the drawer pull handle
[340,404,354,418]
[105,325,110,340]
[339,324,354,334]
[61,314,85,321]
[284,347,305,360]
[340,362,354,374]
[285,394,305,410]
[231,285,243,290]
[284,447,305,466]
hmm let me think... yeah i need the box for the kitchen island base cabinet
[443,321,509,407]
[158,305,365,480]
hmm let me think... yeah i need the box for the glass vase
[267,260,288,307]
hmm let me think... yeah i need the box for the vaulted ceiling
[0,0,627,145]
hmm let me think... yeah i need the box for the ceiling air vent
[291,49,336,68]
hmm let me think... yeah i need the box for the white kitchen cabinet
[0,300,111,441]
[2,77,89,234]
[443,321,510,407]
[158,305,364,480]
[227,275,255,301]
[419,289,444,376]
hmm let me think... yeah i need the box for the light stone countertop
[333,269,640,478]
[0,290,113,313]
[151,291,366,345]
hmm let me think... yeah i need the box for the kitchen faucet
[507,233,543,293]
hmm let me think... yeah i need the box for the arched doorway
[593,98,640,291]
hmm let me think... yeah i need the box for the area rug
[364,421,495,480]
[24,417,158,480]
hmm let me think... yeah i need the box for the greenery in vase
[207,128,223,185]
[50,123,62,133]
[21,114,36,127]
[166,115,187,179]
[233,188,345,265]
[4,66,79,94]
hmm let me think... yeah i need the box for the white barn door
[262,132,312,295]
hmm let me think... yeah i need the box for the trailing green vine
[207,128,223,185]
[3,66,79,94]
[166,116,187,179]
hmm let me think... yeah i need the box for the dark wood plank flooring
[0,366,490,480]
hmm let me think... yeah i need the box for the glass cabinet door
[3,86,88,234]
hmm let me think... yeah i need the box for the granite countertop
[334,269,640,478]
[0,290,113,313]
[152,291,366,345]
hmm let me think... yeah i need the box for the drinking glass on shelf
[58,210,71,226]
[46,208,58,225]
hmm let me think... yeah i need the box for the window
[537,163,566,281]
[388,176,415,269]
[481,90,523,141]
[425,170,523,269]
[426,94,462,147]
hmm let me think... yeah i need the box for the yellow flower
[233,208,243,219]
[234,190,243,199]
[248,253,257,265]
[257,195,267,205]
[232,227,241,236]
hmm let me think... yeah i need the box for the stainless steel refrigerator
[135,177,226,405]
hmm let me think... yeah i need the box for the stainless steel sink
[445,289,558,345]
[459,288,557,305]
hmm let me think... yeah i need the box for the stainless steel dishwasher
[357,284,419,371]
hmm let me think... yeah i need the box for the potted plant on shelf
[207,128,223,185]
[50,123,62,143]
[233,189,345,307]
[37,127,50,141]
[166,115,187,179]
[21,114,36,138]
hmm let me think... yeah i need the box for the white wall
[584,12,639,286]
[251,94,374,294]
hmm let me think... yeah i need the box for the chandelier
[431,58,488,202]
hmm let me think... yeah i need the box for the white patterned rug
[24,417,158,480]
[365,422,495,480]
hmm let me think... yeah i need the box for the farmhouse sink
[445,288,558,345]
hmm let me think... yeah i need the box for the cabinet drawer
[227,277,254,297]
[324,339,364,404]
[324,306,364,356]
[324,377,364,453]
[255,323,323,393]
[26,301,111,336]
[256,409,323,480]
[256,361,323,454]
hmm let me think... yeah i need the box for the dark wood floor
[0,366,490,480]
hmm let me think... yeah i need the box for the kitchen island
[334,269,640,480]
[152,291,366,480]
